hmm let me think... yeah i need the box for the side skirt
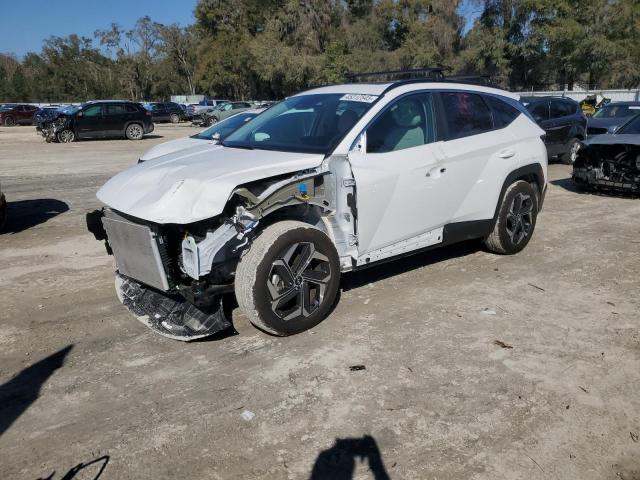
[350,219,492,272]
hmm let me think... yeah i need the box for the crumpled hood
[585,133,640,147]
[97,145,324,224]
[139,136,216,161]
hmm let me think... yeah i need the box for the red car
[0,104,39,126]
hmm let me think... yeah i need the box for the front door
[75,104,105,137]
[348,92,451,255]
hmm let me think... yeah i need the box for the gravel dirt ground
[1,124,639,480]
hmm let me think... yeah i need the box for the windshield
[617,115,640,135]
[223,93,376,154]
[192,111,260,140]
[0,105,15,111]
[593,104,640,119]
[61,105,82,114]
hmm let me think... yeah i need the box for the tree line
[1,0,638,103]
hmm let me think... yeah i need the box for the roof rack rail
[345,67,450,83]
[445,75,494,86]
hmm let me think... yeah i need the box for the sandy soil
[1,124,639,480]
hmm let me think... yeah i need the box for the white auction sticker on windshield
[340,94,378,103]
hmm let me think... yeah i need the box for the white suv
[88,79,547,341]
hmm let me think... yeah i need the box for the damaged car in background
[87,75,547,341]
[573,114,640,194]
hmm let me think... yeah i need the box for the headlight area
[86,207,258,340]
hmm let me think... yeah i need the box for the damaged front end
[39,115,71,143]
[573,142,640,194]
[87,207,259,341]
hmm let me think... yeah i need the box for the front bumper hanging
[115,274,232,341]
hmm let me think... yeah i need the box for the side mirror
[77,111,84,117]
[211,132,221,143]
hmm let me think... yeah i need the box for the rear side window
[527,102,549,121]
[106,104,127,115]
[440,92,493,140]
[550,100,574,119]
[125,104,138,113]
[366,93,436,153]
[485,96,521,129]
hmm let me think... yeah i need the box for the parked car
[138,109,264,162]
[573,114,640,194]
[520,96,587,164]
[586,101,640,136]
[0,182,6,230]
[38,101,154,143]
[34,106,65,131]
[192,102,254,127]
[143,102,184,123]
[0,103,39,126]
[88,78,547,341]
[187,99,230,117]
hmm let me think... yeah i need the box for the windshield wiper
[222,141,254,150]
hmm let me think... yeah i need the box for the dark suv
[144,102,184,123]
[38,101,154,143]
[521,96,587,164]
[0,104,39,126]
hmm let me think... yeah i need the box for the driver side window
[366,93,435,154]
[83,105,102,117]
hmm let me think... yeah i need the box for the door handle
[499,150,516,159]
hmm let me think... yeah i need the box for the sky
[0,0,199,57]
[0,0,481,58]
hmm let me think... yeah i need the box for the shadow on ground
[37,455,109,480]
[2,199,69,234]
[550,177,582,193]
[342,239,481,292]
[0,345,73,436]
[310,435,390,480]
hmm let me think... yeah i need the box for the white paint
[139,137,218,162]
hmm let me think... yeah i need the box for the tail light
[145,111,152,117]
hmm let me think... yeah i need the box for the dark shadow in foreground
[310,435,391,480]
[0,345,73,436]
[550,177,582,193]
[2,198,69,234]
[37,455,109,480]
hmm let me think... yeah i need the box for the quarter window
[366,93,436,153]
[440,92,493,140]
[485,96,521,129]
[550,100,574,118]
[528,102,549,122]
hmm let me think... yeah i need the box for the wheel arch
[493,163,545,223]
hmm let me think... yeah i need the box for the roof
[296,82,518,100]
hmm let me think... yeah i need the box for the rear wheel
[56,129,75,143]
[485,180,538,255]
[4,116,15,126]
[125,123,144,140]
[169,113,180,124]
[235,221,340,336]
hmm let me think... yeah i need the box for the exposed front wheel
[235,221,341,336]
[206,117,217,127]
[56,129,75,143]
[125,123,144,140]
[485,180,538,255]
[169,113,180,123]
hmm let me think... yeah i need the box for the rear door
[548,99,575,149]
[103,103,129,135]
[75,104,105,137]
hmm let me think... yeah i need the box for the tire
[125,123,144,140]
[169,113,180,124]
[485,180,538,255]
[56,129,75,143]
[561,138,581,165]
[235,221,341,336]
[4,116,15,126]
[206,117,217,127]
